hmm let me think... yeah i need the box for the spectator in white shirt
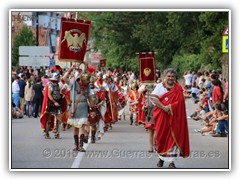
[183,71,192,88]
[12,76,20,107]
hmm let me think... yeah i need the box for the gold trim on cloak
[158,104,187,158]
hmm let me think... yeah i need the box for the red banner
[100,59,106,67]
[139,52,156,83]
[59,17,91,63]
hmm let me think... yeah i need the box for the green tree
[77,11,228,74]
[12,25,36,67]
[171,53,202,77]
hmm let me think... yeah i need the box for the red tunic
[212,86,223,107]
[127,90,139,113]
[137,92,146,124]
[153,83,190,157]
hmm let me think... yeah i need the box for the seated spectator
[202,110,214,124]
[192,105,206,121]
[211,79,223,109]
[188,82,200,103]
[194,102,222,136]
[212,103,228,137]
[183,70,192,88]
[198,77,206,89]
[12,102,24,119]
[183,85,191,98]
[200,90,209,113]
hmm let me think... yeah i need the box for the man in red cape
[150,68,190,168]
[104,75,119,131]
[40,73,68,139]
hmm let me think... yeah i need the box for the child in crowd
[183,85,191,98]
[212,103,228,137]
[188,82,200,103]
[192,105,206,121]
[195,102,224,136]
[12,102,24,119]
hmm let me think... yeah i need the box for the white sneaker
[202,132,210,136]
[194,129,202,133]
[201,127,208,130]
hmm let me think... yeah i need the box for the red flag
[100,59,106,67]
[139,52,156,83]
[59,17,91,63]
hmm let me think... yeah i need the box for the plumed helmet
[49,72,60,82]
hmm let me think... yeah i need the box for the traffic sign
[19,46,51,67]
[222,36,228,53]
[222,25,228,36]
[19,57,50,66]
[19,46,50,56]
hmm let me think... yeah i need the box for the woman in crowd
[24,78,34,117]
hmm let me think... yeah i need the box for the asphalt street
[11,98,229,169]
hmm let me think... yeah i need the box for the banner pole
[71,64,76,118]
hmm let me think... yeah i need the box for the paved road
[11,98,229,169]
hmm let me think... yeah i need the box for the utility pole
[36,12,39,46]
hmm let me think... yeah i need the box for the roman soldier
[88,76,103,143]
[94,72,108,138]
[62,64,91,152]
[40,72,67,139]
[127,83,139,125]
[104,75,119,130]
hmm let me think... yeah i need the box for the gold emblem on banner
[143,68,151,77]
[61,30,86,53]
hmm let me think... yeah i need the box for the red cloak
[153,83,190,157]
[40,83,68,132]
[40,83,54,132]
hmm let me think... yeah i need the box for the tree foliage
[12,25,36,67]
[80,12,228,74]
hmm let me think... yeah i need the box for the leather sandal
[157,159,164,167]
[78,147,86,152]
[55,134,62,139]
[169,162,176,168]
[45,133,51,139]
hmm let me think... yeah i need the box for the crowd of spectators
[183,70,229,138]
[11,65,148,120]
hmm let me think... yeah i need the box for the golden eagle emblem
[143,68,151,77]
[61,30,86,53]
